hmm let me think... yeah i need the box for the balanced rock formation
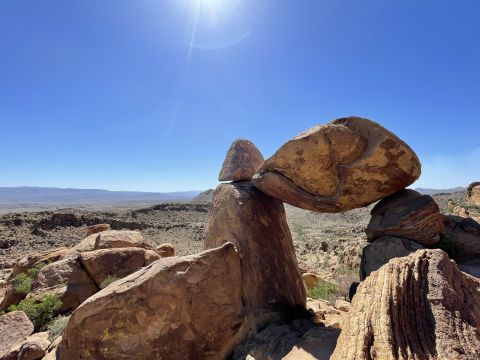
[253,117,421,212]
[332,249,480,360]
[205,181,306,316]
[79,248,160,287]
[28,256,98,313]
[86,223,111,236]
[218,139,264,181]
[58,243,248,360]
[360,235,424,280]
[366,189,444,245]
[0,311,34,359]
[468,182,480,207]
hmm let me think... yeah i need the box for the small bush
[99,275,121,289]
[307,279,338,302]
[48,315,70,341]
[10,262,47,295]
[8,294,62,330]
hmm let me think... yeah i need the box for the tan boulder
[360,235,424,280]
[219,139,264,181]
[10,248,69,278]
[57,243,248,360]
[17,332,50,360]
[0,311,34,359]
[306,298,349,329]
[331,249,480,360]
[71,233,98,253]
[302,273,321,290]
[28,256,97,313]
[79,247,159,287]
[156,243,175,258]
[253,117,421,212]
[71,230,154,253]
[205,182,306,316]
[86,223,111,236]
[453,205,470,218]
[366,189,444,245]
[40,336,61,360]
[468,182,480,206]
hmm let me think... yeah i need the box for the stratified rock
[366,189,444,245]
[205,182,306,315]
[0,311,34,359]
[86,223,111,236]
[219,139,264,181]
[331,249,480,360]
[79,248,159,287]
[156,243,175,258]
[28,256,97,313]
[468,182,480,207]
[253,117,421,212]
[360,235,424,280]
[17,332,50,360]
[57,243,248,360]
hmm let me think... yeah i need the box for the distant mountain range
[414,187,465,195]
[0,187,202,204]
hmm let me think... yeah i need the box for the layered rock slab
[253,117,421,212]
[366,189,444,245]
[332,249,480,360]
[219,139,264,181]
[58,243,248,360]
[205,181,306,314]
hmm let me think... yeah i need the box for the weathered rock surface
[17,332,50,360]
[58,243,248,360]
[331,249,480,360]
[468,182,480,207]
[231,319,340,360]
[253,117,421,212]
[10,248,69,278]
[443,215,480,261]
[360,235,424,280]
[307,298,350,329]
[28,256,98,313]
[79,247,160,287]
[156,243,175,258]
[86,223,111,236]
[71,230,154,253]
[366,189,444,245]
[302,273,321,290]
[219,139,264,181]
[205,182,306,315]
[0,311,34,359]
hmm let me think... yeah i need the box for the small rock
[156,243,175,258]
[86,224,111,236]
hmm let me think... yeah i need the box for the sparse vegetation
[10,262,47,295]
[307,279,338,302]
[8,294,62,330]
[48,315,70,341]
[99,275,121,289]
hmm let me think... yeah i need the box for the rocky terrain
[1,117,480,360]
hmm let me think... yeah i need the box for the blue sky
[0,0,479,192]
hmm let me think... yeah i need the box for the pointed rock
[253,117,421,212]
[219,139,264,181]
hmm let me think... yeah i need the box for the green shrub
[9,262,47,295]
[8,294,62,330]
[307,279,338,302]
[99,275,121,289]
[47,315,70,341]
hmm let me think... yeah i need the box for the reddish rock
[156,243,175,258]
[219,139,264,181]
[0,311,34,359]
[86,223,111,236]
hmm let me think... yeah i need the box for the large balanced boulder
[79,247,160,287]
[253,117,421,212]
[205,182,306,315]
[366,189,444,245]
[28,256,98,313]
[468,182,480,207]
[57,243,248,360]
[219,139,264,181]
[359,236,424,280]
[0,311,34,359]
[332,249,480,360]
